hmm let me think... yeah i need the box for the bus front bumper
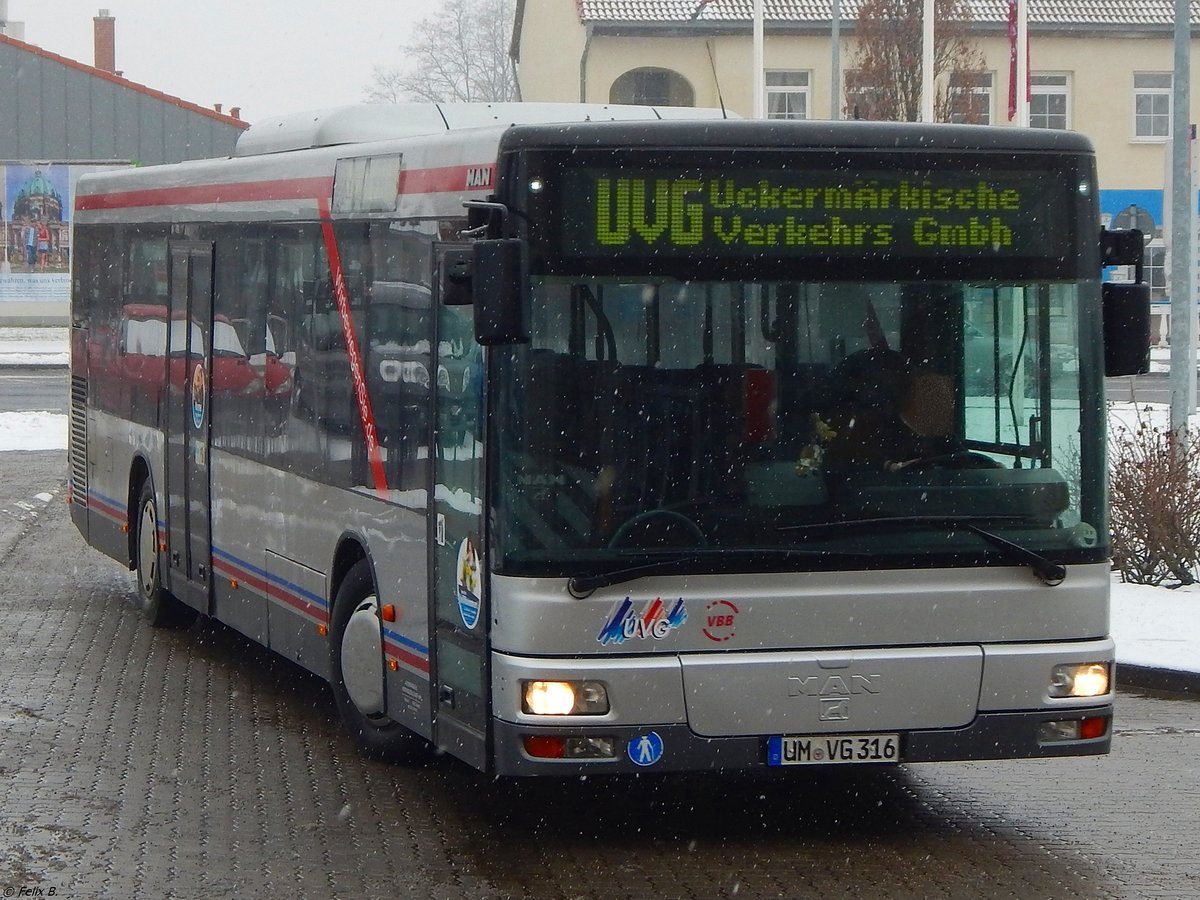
[489,705,1113,776]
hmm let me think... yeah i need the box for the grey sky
[10,0,429,122]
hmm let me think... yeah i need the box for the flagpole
[921,0,934,122]
[831,0,841,119]
[1016,0,1029,126]
[753,0,765,118]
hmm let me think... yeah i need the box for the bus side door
[429,243,489,770]
[165,242,214,614]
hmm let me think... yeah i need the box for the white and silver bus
[69,103,1149,775]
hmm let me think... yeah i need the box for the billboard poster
[0,163,120,303]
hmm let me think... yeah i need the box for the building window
[1147,242,1166,302]
[609,68,694,108]
[1030,74,1069,129]
[766,70,810,119]
[947,72,992,125]
[1134,73,1172,139]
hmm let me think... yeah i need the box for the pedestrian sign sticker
[628,731,664,767]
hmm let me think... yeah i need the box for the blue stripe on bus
[211,546,328,609]
[81,496,432,660]
[382,625,428,657]
[210,547,431,659]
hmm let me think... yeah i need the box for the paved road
[1106,373,1200,406]
[0,450,1197,899]
[0,368,67,414]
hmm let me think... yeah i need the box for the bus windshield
[492,276,1107,579]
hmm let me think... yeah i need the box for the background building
[0,8,246,324]
[513,0,1200,344]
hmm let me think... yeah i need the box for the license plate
[767,733,900,766]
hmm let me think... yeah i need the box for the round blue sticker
[628,731,664,767]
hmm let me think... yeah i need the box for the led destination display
[560,167,1070,261]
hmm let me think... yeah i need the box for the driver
[884,369,958,471]
[822,351,961,471]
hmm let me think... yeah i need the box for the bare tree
[846,0,987,123]
[365,0,517,104]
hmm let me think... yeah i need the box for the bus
[68,102,1149,775]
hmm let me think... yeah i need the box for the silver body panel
[78,410,435,739]
[488,566,1113,741]
[492,653,687,727]
[490,564,1110,655]
[679,646,983,736]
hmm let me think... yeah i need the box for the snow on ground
[1111,580,1199,673]
[0,329,1194,676]
[0,411,68,452]
[0,327,70,366]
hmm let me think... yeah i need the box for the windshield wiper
[779,515,1066,586]
[566,549,861,597]
[964,523,1066,586]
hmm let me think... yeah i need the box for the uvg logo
[596,597,686,646]
[702,599,739,642]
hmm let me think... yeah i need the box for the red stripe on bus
[213,555,328,624]
[213,555,271,596]
[75,176,335,211]
[384,640,431,674]
[318,197,390,499]
[397,164,495,195]
[76,162,492,213]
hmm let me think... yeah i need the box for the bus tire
[133,481,196,627]
[329,558,423,762]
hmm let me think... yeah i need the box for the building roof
[0,32,248,129]
[577,0,1200,25]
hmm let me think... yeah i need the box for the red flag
[1007,0,1032,122]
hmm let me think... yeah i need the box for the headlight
[522,680,610,715]
[1049,662,1110,698]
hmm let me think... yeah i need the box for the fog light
[522,680,609,715]
[1038,719,1081,742]
[564,736,617,759]
[1049,662,1110,698]
[521,735,617,760]
[1038,716,1109,743]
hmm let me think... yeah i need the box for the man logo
[787,674,882,697]
[820,698,850,721]
[466,167,494,189]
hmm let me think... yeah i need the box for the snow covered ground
[1,328,1194,679]
[0,327,70,367]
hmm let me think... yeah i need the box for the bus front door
[165,243,214,614]
[429,244,488,770]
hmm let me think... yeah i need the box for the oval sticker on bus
[191,363,206,429]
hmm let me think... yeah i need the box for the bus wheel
[133,482,195,627]
[330,559,422,761]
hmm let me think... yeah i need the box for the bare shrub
[1109,410,1200,586]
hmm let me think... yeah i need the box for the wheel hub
[341,598,386,717]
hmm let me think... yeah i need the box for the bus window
[126,232,168,304]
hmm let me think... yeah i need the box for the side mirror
[473,239,528,346]
[440,249,474,307]
[1102,281,1150,376]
